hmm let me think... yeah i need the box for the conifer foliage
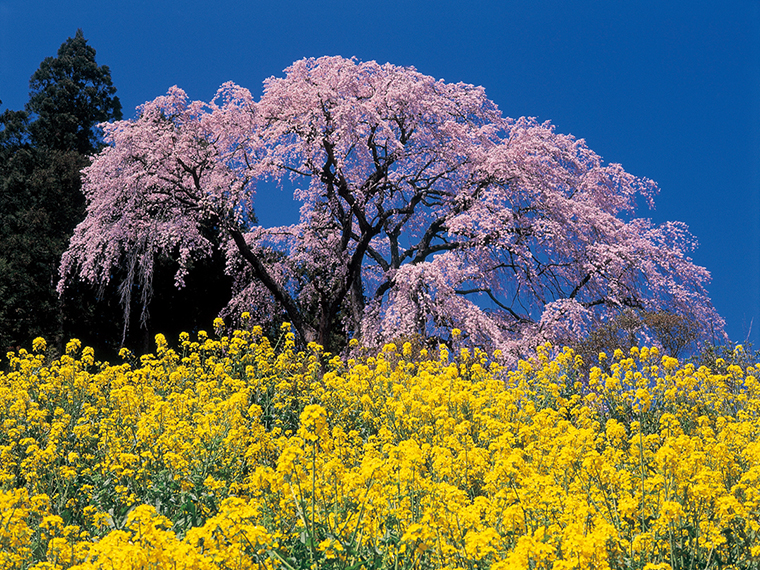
[59,56,724,357]
[0,30,122,354]
[25,28,122,155]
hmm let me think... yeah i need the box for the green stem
[639,419,646,533]
[311,440,316,564]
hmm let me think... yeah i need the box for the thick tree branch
[227,226,317,343]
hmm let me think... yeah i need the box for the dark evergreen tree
[0,31,123,356]
[26,29,122,155]
[0,124,87,352]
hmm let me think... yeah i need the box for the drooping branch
[227,226,318,343]
[455,287,533,324]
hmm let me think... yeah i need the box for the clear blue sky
[1,0,758,346]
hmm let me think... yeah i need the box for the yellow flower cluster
[1,329,760,569]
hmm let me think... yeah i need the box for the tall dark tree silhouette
[26,29,122,155]
[0,31,123,356]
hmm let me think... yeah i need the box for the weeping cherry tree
[58,56,724,359]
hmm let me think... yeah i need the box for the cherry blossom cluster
[58,56,724,358]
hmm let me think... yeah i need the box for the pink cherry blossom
[58,56,725,359]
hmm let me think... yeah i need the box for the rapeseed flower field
[1,321,759,569]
